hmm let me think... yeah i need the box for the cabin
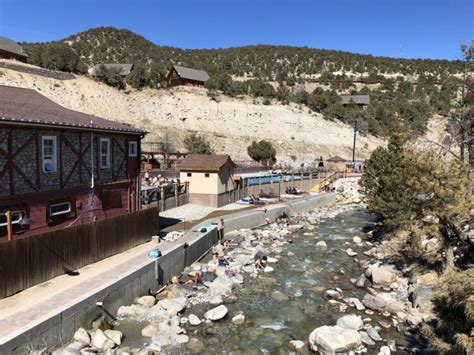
[325,156,347,172]
[0,36,28,63]
[177,154,236,207]
[166,65,209,87]
[340,95,370,108]
[89,63,134,84]
[0,85,146,239]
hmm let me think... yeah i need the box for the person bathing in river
[185,271,203,286]
[254,251,268,270]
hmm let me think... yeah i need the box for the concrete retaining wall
[1,193,334,354]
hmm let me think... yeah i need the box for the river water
[116,207,409,354]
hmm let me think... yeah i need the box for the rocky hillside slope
[0,60,382,166]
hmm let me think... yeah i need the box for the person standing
[217,218,225,241]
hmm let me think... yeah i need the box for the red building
[0,85,147,239]
[166,65,209,87]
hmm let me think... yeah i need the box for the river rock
[188,314,202,326]
[205,305,228,321]
[336,314,364,330]
[316,241,327,249]
[141,324,157,337]
[157,297,187,315]
[378,345,391,355]
[366,326,383,341]
[52,348,81,355]
[353,236,362,244]
[363,292,405,313]
[73,328,90,345]
[346,248,358,257]
[359,331,375,346]
[356,274,367,287]
[135,295,156,307]
[289,340,305,351]
[325,289,342,300]
[367,264,398,285]
[345,297,365,310]
[67,341,87,351]
[104,330,122,345]
[264,266,274,273]
[176,334,189,344]
[271,290,289,302]
[91,329,115,352]
[232,314,245,325]
[309,325,361,353]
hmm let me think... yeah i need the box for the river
[113,207,415,354]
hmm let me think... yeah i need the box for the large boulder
[73,328,90,345]
[336,314,364,331]
[135,295,156,307]
[157,297,187,315]
[366,264,398,285]
[104,330,122,345]
[204,305,228,321]
[309,325,361,354]
[363,293,405,313]
[91,329,115,352]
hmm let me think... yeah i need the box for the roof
[0,85,146,135]
[177,154,236,172]
[326,155,347,162]
[89,63,133,76]
[0,36,28,58]
[340,95,370,105]
[170,65,209,82]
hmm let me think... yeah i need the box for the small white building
[177,154,236,207]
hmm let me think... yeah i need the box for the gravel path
[160,202,249,220]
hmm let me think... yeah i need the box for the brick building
[0,85,146,238]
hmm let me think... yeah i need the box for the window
[42,136,57,173]
[204,173,210,178]
[100,138,111,169]
[0,210,23,227]
[187,173,192,177]
[129,141,138,157]
[49,202,72,217]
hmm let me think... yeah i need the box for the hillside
[21,27,468,139]
[0,60,382,166]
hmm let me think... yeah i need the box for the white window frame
[0,210,23,227]
[49,201,72,217]
[100,138,111,169]
[42,135,57,173]
[128,141,138,157]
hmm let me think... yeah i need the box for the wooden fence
[0,207,160,299]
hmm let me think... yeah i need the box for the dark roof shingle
[0,36,28,58]
[177,154,235,171]
[0,85,145,135]
[326,155,346,162]
[172,65,209,82]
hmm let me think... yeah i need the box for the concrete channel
[0,193,335,354]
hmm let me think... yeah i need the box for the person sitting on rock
[186,271,203,286]
[254,251,268,270]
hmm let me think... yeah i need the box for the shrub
[247,140,276,163]
[183,133,213,155]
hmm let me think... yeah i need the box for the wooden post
[174,183,179,207]
[270,175,273,191]
[300,172,304,190]
[161,188,166,212]
[6,211,13,241]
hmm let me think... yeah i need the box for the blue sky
[0,0,472,60]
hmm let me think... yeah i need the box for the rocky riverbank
[48,179,436,354]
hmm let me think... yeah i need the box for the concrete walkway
[0,192,334,353]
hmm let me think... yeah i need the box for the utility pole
[352,119,357,164]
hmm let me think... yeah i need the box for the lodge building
[0,36,28,63]
[166,65,209,87]
[0,85,146,238]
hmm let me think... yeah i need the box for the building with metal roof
[340,95,371,106]
[0,36,28,62]
[166,65,209,87]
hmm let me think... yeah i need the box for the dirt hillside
[0,60,383,166]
